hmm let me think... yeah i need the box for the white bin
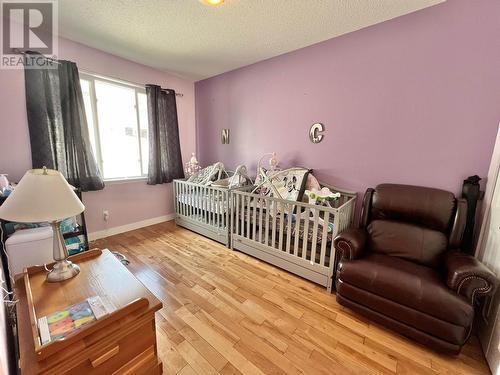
[5,227,53,277]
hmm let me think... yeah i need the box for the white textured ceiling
[58,0,445,81]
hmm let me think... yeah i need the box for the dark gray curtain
[146,84,184,185]
[24,55,104,191]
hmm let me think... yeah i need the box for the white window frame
[80,72,148,182]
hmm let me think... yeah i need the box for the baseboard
[88,214,175,241]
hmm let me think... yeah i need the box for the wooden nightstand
[16,249,163,374]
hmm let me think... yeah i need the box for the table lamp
[0,167,85,282]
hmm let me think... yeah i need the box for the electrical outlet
[103,210,110,222]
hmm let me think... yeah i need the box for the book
[38,296,116,345]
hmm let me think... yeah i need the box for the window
[80,73,149,181]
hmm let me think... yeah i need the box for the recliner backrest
[363,184,463,268]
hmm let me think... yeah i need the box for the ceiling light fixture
[200,0,225,6]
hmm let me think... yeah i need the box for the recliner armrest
[334,228,367,261]
[445,251,498,305]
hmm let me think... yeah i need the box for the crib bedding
[284,218,334,244]
[187,162,251,188]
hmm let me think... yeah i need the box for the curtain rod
[79,69,184,97]
[13,48,62,64]
[13,49,183,98]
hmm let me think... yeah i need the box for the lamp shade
[0,168,84,223]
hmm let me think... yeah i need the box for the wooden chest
[16,249,163,374]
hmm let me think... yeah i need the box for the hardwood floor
[92,221,491,375]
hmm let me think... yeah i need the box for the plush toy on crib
[304,187,341,206]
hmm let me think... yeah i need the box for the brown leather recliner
[334,184,498,354]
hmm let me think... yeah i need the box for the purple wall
[195,0,500,197]
[0,38,196,234]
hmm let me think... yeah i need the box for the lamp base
[47,260,80,282]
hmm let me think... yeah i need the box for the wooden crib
[174,179,232,245]
[230,185,356,292]
[173,179,253,246]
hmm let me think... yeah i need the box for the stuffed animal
[304,187,340,205]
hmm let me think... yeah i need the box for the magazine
[38,296,116,345]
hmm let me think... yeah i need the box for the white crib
[174,179,253,246]
[230,185,356,292]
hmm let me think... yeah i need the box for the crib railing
[174,179,233,245]
[231,185,356,291]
